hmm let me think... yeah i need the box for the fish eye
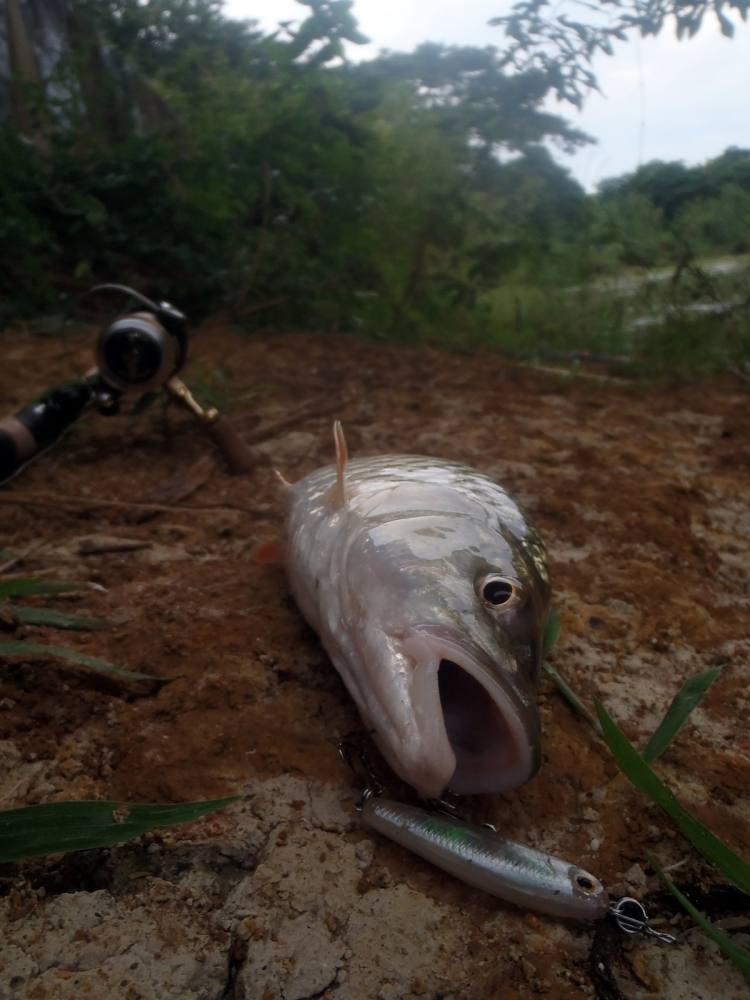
[478,575,519,609]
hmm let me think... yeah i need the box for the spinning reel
[0,285,253,484]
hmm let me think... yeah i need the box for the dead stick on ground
[78,539,154,555]
[0,492,270,518]
[235,398,349,439]
[0,540,47,575]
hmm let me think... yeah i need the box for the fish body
[361,796,609,920]
[285,446,550,799]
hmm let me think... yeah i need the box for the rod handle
[0,381,92,485]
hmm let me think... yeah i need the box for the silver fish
[284,423,550,799]
[361,796,609,921]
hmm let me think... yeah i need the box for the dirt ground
[0,321,749,1000]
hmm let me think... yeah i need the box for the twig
[237,398,347,440]
[505,361,630,385]
[0,540,46,574]
[78,538,153,555]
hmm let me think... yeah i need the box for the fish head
[340,509,550,799]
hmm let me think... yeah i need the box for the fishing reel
[0,284,253,485]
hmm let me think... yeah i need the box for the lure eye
[478,575,519,609]
[574,871,599,895]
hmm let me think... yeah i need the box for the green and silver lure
[361,795,607,921]
[339,739,675,937]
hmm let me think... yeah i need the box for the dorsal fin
[331,419,348,508]
[273,468,293,490]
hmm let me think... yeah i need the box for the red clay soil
[0,321,749,1000]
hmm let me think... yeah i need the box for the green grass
[643,667,721,762]
[0,576,159,682]
[652,858,750,981]
[543,611,749,978]
[479,260,750,377]
[0,573,233,863]
[0,640,161,682]
[595,700,750,896]
[0,798,239,862]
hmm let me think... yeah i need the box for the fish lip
[400,626,539,796]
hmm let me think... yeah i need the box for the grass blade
[542,607,561,655]
[543,660,603,735]
[595,700,750,895]
[651,857,750,980]
[541,607,602,734]
[0,640,161,681]
[7,605,110,631]
[0,578,87,599]
[643,667,722,762]
[0,798,240,862]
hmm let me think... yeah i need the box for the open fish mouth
[392,630,539,797]
[438,655,537,794]
[438,658,534,794]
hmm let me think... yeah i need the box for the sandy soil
[0,322,749,1000]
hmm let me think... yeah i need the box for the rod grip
[0,381,92,484]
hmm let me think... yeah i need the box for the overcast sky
[222,0,749,190]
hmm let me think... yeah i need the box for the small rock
[624,863,647,887]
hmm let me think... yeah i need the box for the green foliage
[0,578,87,598]
[0,640,161,681]
[541,607,560,656]
[543,629,748,974]
[2,0,748,375]
[3,606,109,630]
[492,1,750,106]
[595,699,750,895]
[652,859,750,980]
[0,577,157,681]
[0,797,238,862]
[643,668,722,762]
[0,0,587,330]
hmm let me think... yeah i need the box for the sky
[222,1,750,190]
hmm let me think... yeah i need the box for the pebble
[624,863,647,887]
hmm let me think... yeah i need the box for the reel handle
[165,377,255,474]
[204,416,256,475]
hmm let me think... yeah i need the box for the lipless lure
[339,739,675,939]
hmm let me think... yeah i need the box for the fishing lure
[339,738,675,939]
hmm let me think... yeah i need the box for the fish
[360,796,609,920]
[283,422,551,799]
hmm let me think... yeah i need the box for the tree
[364,43,590,155]
[492,0,750,106]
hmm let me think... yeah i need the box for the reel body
[0,285,251,484]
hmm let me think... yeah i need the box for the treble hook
[609,897,677,944]
[336,735,384,811]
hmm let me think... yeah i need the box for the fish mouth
[438,658,535,794]
[386,630,539,798]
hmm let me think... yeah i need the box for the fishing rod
[0,284,253,485]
